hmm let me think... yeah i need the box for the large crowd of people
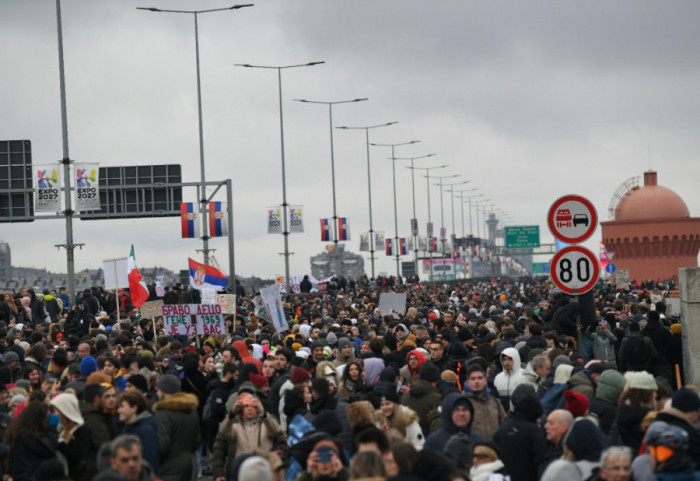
[0,274,693,481]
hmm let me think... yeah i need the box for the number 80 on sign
[550,245,600,295]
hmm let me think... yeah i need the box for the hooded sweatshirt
[493,347,523,407]
[425,392,483,452]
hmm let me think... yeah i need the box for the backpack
[625,337,650,364]
[540,383,568,415]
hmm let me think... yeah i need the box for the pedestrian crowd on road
[0,275,694,481]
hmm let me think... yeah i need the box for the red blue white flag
[399,238,407,256]
[188,257,228,291]
[180,203,200,239]
[338,217,349,241]
[385,238,393,256]
[208,201,228,237]
[430,237,438,253]
[320,219,331,242]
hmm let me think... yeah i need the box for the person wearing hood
[51,392,93,481]
[375,385,424,450]
[425,392,483,453]
[398,349,425,388]
[395,323,418,351]
[493,385,547,481]
[493,347,524,410]
[589,369,626,436]
[118,390,160,474]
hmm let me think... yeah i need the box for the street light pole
[295,98,367,250]
[369,141,420,280]
[235,61,324,293]
[335,122,397,280]
[431,174,461,281]
[413,165,448,281]
[394,153,436,280]
[139,4,252,269]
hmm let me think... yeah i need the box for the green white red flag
[128,245,149,308]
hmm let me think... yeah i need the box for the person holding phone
[296,440,348,481]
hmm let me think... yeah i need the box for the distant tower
[486,213,498,244]
[601,170,700,282]
[0,241,11,279]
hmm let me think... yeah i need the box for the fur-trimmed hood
[153,392,199,412]
[375,404,419,436]
[347,400,377,430]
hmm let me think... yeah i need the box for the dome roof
[616,170,689,221]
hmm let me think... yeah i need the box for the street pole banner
[161,303,225,336]
[411,218,418,236]
[418,236,427,252]
[374,232,385,250]
[385,238,394,256]
[338,217,350,241]
[440,227,447,240]
[407,237,414,252]
[208,201,228,237]
[359,233,370,252]
[260,283,289,334]
[75,163,100,210]
[288,205,304,233]
[427,222,434,237]
[320,218,331,241]
[34,164,61,212]
[180,203,201,238]
[267,206,283,234]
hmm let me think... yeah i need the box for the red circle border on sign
[550,245,600,295]
[547,194,598,244]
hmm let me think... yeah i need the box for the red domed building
[601,170,700,282]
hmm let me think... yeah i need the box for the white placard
[161,304,225,336]
[103,258,129,289]
[378,293,407,316]
[260,284,289,334]
[216,294,237,314]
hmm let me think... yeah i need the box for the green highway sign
[532,262,550,274]
[505,225,540,249]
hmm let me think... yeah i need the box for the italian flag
[128,245,149,308]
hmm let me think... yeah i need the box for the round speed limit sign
[550,245,600,295]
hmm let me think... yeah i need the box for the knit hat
[565,419,610,461]
[310,340,324,352]
[630,371,657,391]
[419,362,440,383]
[337,337,351,350]
[249,373,269,390]
[672,387,700,413]
[443,432,472,468]
[3,352,19,365]
[595,370,626,405]
[458,328,473,342]
[126,374,148,393]
[157,374,181,395]
[670,324,682,335]
[381,385,400,404]
[239,456,273,481]
[51,349,68,369]
[441,370,458,383]
[9,394,25,406]
[326,332,338,347]
[564,389,589,417]
[379,367,398,383]
[50,393,84,426]
[80,355,98,375]
[290,367,311,385]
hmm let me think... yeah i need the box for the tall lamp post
[412,165,449,281]
[335,122,398,279]
[441,180,469,280]
[294,98,367,250]
[139,4,253,270]
[369,140,420,279]
[431,174,461,281]
[235,61,324,293]
[393,153,437,279]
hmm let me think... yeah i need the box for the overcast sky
[1,1,699,281]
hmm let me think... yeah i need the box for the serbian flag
[128,245,149,308]
[188,258,228,291]
[180,202,200,239]
[430,237,438,253]
[208,201,228,237]
[337,217,349,241]
[320,219,331,241]
[399,238,407,256]
[385,238,393,256]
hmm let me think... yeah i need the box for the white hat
[50,393,84,426]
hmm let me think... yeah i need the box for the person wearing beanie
[590,369,627,435]
[375,384,424,450]
[426,393,483,453]
[153,372,200,481]
[50,392,94,481]
[301,340,325,374]
[653,387,700,464]
[615,371,658,454]
[210,392,286,481]
[80,355,98,376]
[641,309,675,384]
[541,419,610,481]
[332,336,356,370]
[470,441,508,481]
[401,362,442,437]
[465,365,506,442]
[125,373,148,394]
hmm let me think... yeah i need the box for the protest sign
[161,303,225,336]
